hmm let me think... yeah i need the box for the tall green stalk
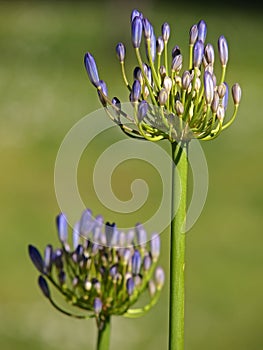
[169,141,188,350]
[97,317,111,350]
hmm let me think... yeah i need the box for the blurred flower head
[28,210,164,329]
[84,9,241,142]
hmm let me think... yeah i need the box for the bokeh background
[0,1,262,349]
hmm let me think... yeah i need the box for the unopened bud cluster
[28,209,164,329]
[84,9,241,142]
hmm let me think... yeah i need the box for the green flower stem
[169,141,188,350]
[97,317,111,350]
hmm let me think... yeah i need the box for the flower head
[28,209,164,329]
[84,10,241,142]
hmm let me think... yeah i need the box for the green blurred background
[0,1,262,349]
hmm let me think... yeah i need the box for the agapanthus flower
[84,9,241,142]
[28,210,164,329]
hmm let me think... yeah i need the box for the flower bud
[232,83,241,105]
[217,83,226,98]
[135,223,147,245]
[131,9,141,23]
[155,266,165,290]
[189,24,198,45]
[126,277,135,296]
[163,76,172,93]
[205,43,215,65]
[132,250,141,275]
[182,71,191,90]
[211,91,219,113]
[94,297,102,315]
[171,54,183,72]
[138,100,148,121]
[150,233,160,262]
[97,80,108,107]
[222,82,229,110]
[72,221,80,250]
[175,100,184,116]
[44,244,53,274]
[172,45,181,58]
[193,40,204,68]
[28,245,44,273]
[38,276,50,299]
[116,42,126,62]
[84,52,100,87]
[148,280,156,297]
[158,88,168,106]
[218,35,228,66]
[217,105,225,121]
[204,71,214,105]
[162,22,170,42]
[157,36,164,54]
[130,79,141,102]
[197,20,207,43]
[143,18,152,39]
[143,254,152,271]
[159,65,166,78]
[132,16,143,48]
[56,213,68,243]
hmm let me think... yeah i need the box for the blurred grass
[0,1,262,349]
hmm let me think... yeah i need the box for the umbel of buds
[28,210,164,329]
[84,9,241,142]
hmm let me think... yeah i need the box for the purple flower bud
[205,43,215,65]
[130,79,141,102]
[97,80,108,107]
[53,248,63,269]
[197,20,207,43]
[171,54,183,72]
[158,88,168,106]
[218,35,228,66]
[109,264,118,277]
[105,222,117,246]
[193,40,204,68]
[162,22,170,42]
[143,18,152,39]
[232,83,241,105]
[222,82,229,110]
[138,100,148,121]
[135,223,147,245]
[56,213,68,243]
[38,276,50,298]
[79,209,93,238]
[149,31,156,62]
[150,233,160,262]
[182,70,192,90]
[84,52,100,87]
[132,16,143,48]
[132,250,141,275]
[28,245,44,273]
[126,277,135,296]
[133,66,143,84]
[116,42,126,62]
[148,280,156,297]
[175,100,184,116]
[131,9,141,23]
[189,24,198,45]
[123,248,132,264]
[58,270,66,285]
[204,71,214,105]
[44,244,53,274]
[94,297,102,315]
[157,36,164,55]
[211,92,219,113]
[73,221,80,250]
[155,266,165,290]
[143,254,152,271]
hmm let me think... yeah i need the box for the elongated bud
[84,52,100,87]
[132,250,141,275]
[136,223,147,245]
[197,20,207,43]
[217,83,226,98]
[193,40,204,68]
[211,91,219,113]
[217,105,225,121]
[97,80,108,107]
[38,276,50,298]
[94,297,102,315]
[159,65,166,78]
[132,16,143,48]
[150,233,160,262]
[232,83,241,105]
[157,36,164,54]
[218,35,228,66]
[44,244,53,274]
[205,43,215,65]
[149,31,156,62]
[158,88,168,106]
[171,54,183,72]
[111,96,121,119]
[162,22,170,42]
[175,100,184,116]
[143,254,152,271]
[182,70,191,90]
[130,79,141,102]
[155,266,165,290]
[163,76,172,93]
[143,18,152,39]
[204,71,214,105]
[138,100,148,121]
[148,280,156,297]
[189,24,198,45]
[133,67,143,85]
[116,42,126,62]
[28,245,44,273]
[126,277,135,296]
[56,213,68,243]
[172,45,181,58]
[222,82,229,110]
[79,209,92,237]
